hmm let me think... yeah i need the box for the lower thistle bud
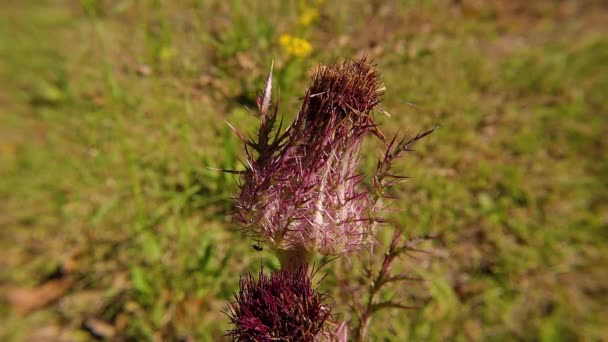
[227,266,333,341]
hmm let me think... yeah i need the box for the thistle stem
[276,246,314,270]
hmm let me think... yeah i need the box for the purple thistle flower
[235,58,386,264]
[227,266,333,341]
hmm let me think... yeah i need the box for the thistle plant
[226,57,435,341]
[234,58,386,267]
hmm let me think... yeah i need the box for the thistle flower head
[227,266,333,341]
[235,58,385,260]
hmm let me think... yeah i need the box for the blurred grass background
[1,0,607,340]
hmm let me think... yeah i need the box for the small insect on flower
[252,242,264,251]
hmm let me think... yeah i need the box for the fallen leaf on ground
[83,317,116,339]
[4,278,73,314]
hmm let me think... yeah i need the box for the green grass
[1,1,607,340]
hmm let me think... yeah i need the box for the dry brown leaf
[27,325,76,342]
[83,317,116,339]
[4,278,73,315]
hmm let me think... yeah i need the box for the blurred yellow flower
[159,46,176,61]
[298,8,319,26]
[279,33,312,57]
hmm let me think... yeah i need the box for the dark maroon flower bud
[227,266,333,341]
[235,58,385,264]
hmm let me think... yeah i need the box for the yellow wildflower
[279,33,312,58]
[298,8,319,26]
[159,46,176,61]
